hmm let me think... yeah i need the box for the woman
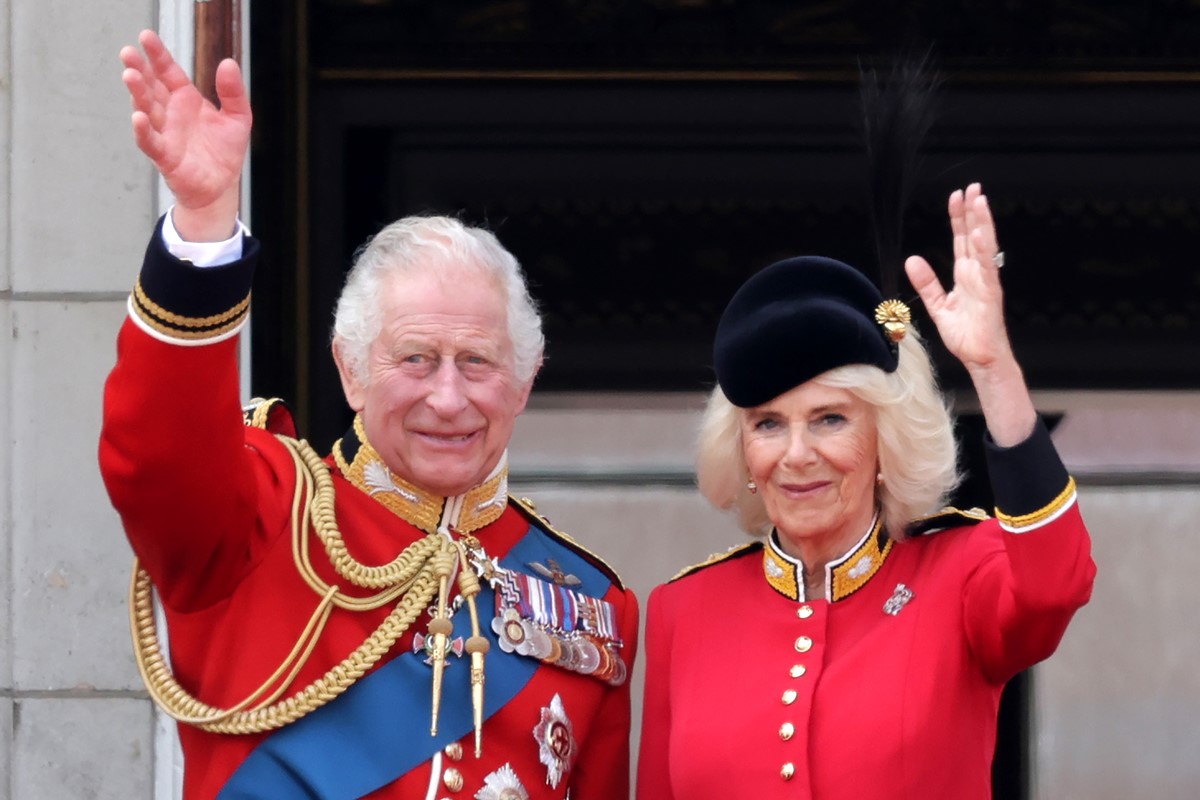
[637,183,1095,798]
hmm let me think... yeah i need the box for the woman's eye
[818,413,847,427]
[753,417,779,431]
[403,353,426,364]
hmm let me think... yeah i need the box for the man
[100,30,637,799]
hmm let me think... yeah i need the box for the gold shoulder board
[669,542,762,583]
[241,397,297,437]
[907,506,991,537]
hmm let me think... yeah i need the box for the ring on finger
[992,251,1005,268]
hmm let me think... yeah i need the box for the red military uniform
[100,222,638,799]
[638,422,1094,799]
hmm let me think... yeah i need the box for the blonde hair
[696,327,960,538]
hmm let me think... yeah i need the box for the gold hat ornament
[874,299,911,343]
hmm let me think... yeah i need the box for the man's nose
[426,362,470,417]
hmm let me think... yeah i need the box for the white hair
[696,327,960,539]
[331,215,544,384]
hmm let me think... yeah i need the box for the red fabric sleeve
[962,503,1096,683]
[99,319,294,612]
[571,586,639,800]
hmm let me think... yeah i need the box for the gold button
[442,767,463,792]
[790,664,807,678]
[782,762,796,780]
[797,604,814,619]
[795,635,813,653]
[782,689,797,705]
[780,722,795,741]
[443,742,463,761]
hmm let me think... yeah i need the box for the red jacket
[638,423,1094,799]
[100,223,638,799]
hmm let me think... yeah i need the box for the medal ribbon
[495,568,620,645]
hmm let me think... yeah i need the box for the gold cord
[128,436,451,734]
[456,540,490,756]
[296,438,444,590]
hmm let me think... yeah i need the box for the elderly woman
[637,183,1095,798]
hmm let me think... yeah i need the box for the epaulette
[241,397,298,438]
[509,495,627,591]
[669,542,763,583]
[906,506,991,537]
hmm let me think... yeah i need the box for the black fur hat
[713,255,901,408]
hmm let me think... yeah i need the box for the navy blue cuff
[130,215,260,342]
[984,416,1074,523]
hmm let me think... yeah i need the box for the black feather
[860,51,940,298]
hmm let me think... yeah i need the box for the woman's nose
[782,429,818,468]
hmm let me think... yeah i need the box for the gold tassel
[456,540,489,756]
[427,545,457,736]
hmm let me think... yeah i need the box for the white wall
[1032,393,1200,798]
[1036,484,1200,800]
[1,1,162,797]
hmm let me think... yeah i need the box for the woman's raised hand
[905,183,1037,446]
[904,183,1013,372]
[120,29,251,241]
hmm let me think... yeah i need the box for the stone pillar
[1034,393,1200,800]
[2,1,164,796]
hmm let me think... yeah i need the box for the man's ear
[332,338,366,412]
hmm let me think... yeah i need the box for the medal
[488,561,627,685]
[475,763,530,800]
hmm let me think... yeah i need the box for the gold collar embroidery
[762,514,893,602]
[332,415,508,535]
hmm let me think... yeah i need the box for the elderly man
[100,30,637,800]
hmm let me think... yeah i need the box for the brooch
[883,583,914,616]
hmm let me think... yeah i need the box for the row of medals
[457,534,627,686]
[493,606,627,686]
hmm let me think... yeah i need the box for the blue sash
[218,521,613,799]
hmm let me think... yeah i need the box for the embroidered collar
[762,514,893,602]
[332,415,509,535]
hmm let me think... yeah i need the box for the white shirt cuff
[162,206,249,268]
